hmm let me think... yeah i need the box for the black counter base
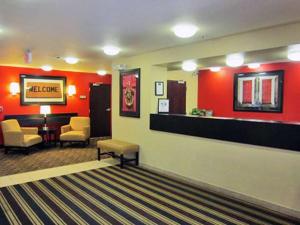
[150,114,300,152]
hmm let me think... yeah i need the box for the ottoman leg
[97,148,101,161]
[135,152,139,166]
[120,154,124,169]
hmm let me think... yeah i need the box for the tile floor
[0,158,119,187]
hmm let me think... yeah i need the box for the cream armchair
[1,119,42,154]
[59,117,90,147]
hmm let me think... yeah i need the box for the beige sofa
[1,119,42,154]
[59,117,90,147]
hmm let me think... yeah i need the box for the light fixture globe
[65,57,79,64]
[182,60,197,72]
[103,45,120,56]
[287,44,300,61]
[97,70,107,76]
[288,51,300,61]
[248,63,260,69]
[288,49,300,61]
[226,53,244,67]
[41,65,53,71]
[172,24,198,38]
[210,67,221,72]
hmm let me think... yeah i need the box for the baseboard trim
[140,163,300,220]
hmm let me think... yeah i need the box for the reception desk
[150,114,300,152]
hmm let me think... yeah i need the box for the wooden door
[89,83,111,137]
[167,80,186,114]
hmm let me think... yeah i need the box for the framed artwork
[20,74,66,105]
[234,70,284,112]
[158,98,169,113]
[119,68,141,117]
[155,81,164,96]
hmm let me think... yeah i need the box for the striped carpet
[0,166,298,225]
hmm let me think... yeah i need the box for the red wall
[198,62,300,122]
[0,66,111,144]
[0,65,111,120]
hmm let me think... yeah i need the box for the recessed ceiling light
[182,60,197,72]
[288,44,300,61]
[226,53,244,67]
[172,24,198,38]
[41,65,53,71]
[103,45,120,56]
[210,67,221,72]
[65,57,79,64]
[97,70,107,76]
[248,63,260,69]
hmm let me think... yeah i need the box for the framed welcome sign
[20,74,67,105]
[233,70,284,112]
[119,68,140,118]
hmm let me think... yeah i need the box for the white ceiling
[0,0,300,72]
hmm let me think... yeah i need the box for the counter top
[158,113,300,125]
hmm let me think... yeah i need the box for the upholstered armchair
[1,119,42,154]
[59,117,90,147]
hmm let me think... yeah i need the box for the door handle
[106,108,111,112]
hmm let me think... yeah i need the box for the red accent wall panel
[262,79,272,104]
[242,80,252,104]
[0,66,111,144]
[198,62,300,122]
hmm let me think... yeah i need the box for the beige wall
[152,70,198,114]
[112,22,300,212]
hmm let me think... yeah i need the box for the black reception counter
[150,114,300,152]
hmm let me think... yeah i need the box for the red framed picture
[119,68,140,117]
[234,70,284,112]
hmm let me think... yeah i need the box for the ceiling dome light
[182,60,197,72]
[248,63,260,69]
[172,24,198,38]
[288,45,300,61]
[41,65,53,71]
[210,67,221,72]
[65,57,79,64]
[103,45,120,56]
[97,70,107,76]
[226,53,244,67]
[288,50,300,61]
